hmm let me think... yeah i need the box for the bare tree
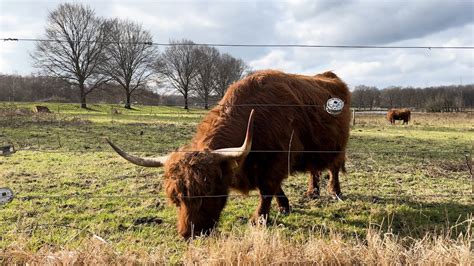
[381,86,402,108]
[155,39,200,109]
[214,53,247,98]
[351,86,366,110]
[352,85,380,110]
[0,74,21,102]
[365,87,380,110]
[31,3,108,108]
[194,45,220,109]
[102,19,157,109]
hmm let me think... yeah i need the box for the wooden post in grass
[465,151,473,196]
[352,109,356,126]
[110,105,114,124]
[57,132,62,148]
[57,104,61,127]
[9,104,13,125]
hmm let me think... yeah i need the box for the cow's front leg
[305,170,321,199]
[251,186,277,225]
[275,186,290,214]
[328,167,342,200]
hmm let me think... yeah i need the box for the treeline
[28,3,246,109]
[0,74,159,104]
[0,73,220,106]
[4,72,472,112]
[351,85,474,112]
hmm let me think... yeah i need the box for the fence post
[352,109,356,126]
[110,105,114,124]
[465,151,473,196]
[9,102,13,125]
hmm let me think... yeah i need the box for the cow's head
[106,110,254,239]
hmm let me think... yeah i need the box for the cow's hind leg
[305,169,321,199]
[275,186,290,214]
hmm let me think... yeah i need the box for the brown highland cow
[387,108,411,124]
[107,70,351,238]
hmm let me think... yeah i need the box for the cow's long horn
[212,109,254,159]
[106,138,167,167]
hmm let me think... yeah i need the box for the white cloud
[0,0,472,87]
[248,50,301,72]
[109,4,218,33]
[0,42,36,74]
[275,0,473,45]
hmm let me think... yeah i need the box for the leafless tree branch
[31,3,108,108]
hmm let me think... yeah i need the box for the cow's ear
[230,159,239,171]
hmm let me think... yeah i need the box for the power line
[3,38,474,50]
[10,192,473,201]
[4,148,469,154]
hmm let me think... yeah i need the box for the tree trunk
[184,91,189,110]
[204,93,209,110]
[125,92,131,109]
[79,83,87,108]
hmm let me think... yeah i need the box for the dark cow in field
[387,108,411,124]
[107,70,351,238]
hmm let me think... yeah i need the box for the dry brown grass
[2,222,472,265]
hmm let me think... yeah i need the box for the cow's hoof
[305,190,320,199]
[250,214,269,226]
[331,193,344,201]
[278,206,291,215]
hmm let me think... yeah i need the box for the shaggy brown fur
[166,70,351,238]
[387,108,411,124]
[111,70,351,238]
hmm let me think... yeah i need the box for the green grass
[0,103,472,257]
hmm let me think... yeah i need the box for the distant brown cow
[107,70,351,238]
[33,106,51,113]
[387,108,411,124]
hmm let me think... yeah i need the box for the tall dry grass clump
[185,223,472,265]
[1,222,472,265]
[1,235,173,265]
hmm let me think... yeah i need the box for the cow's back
[219,70,350,147]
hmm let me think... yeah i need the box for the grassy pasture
[0,103,472,263]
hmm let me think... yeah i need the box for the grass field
[0,102,472,264]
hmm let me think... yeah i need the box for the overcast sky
[1,0,473,88]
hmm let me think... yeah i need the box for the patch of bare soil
[423,160,469,179]
[0,108,33,117]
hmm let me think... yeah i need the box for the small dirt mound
[423,160,469,179]
[133,217,163,225]
[0,108,33,117]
